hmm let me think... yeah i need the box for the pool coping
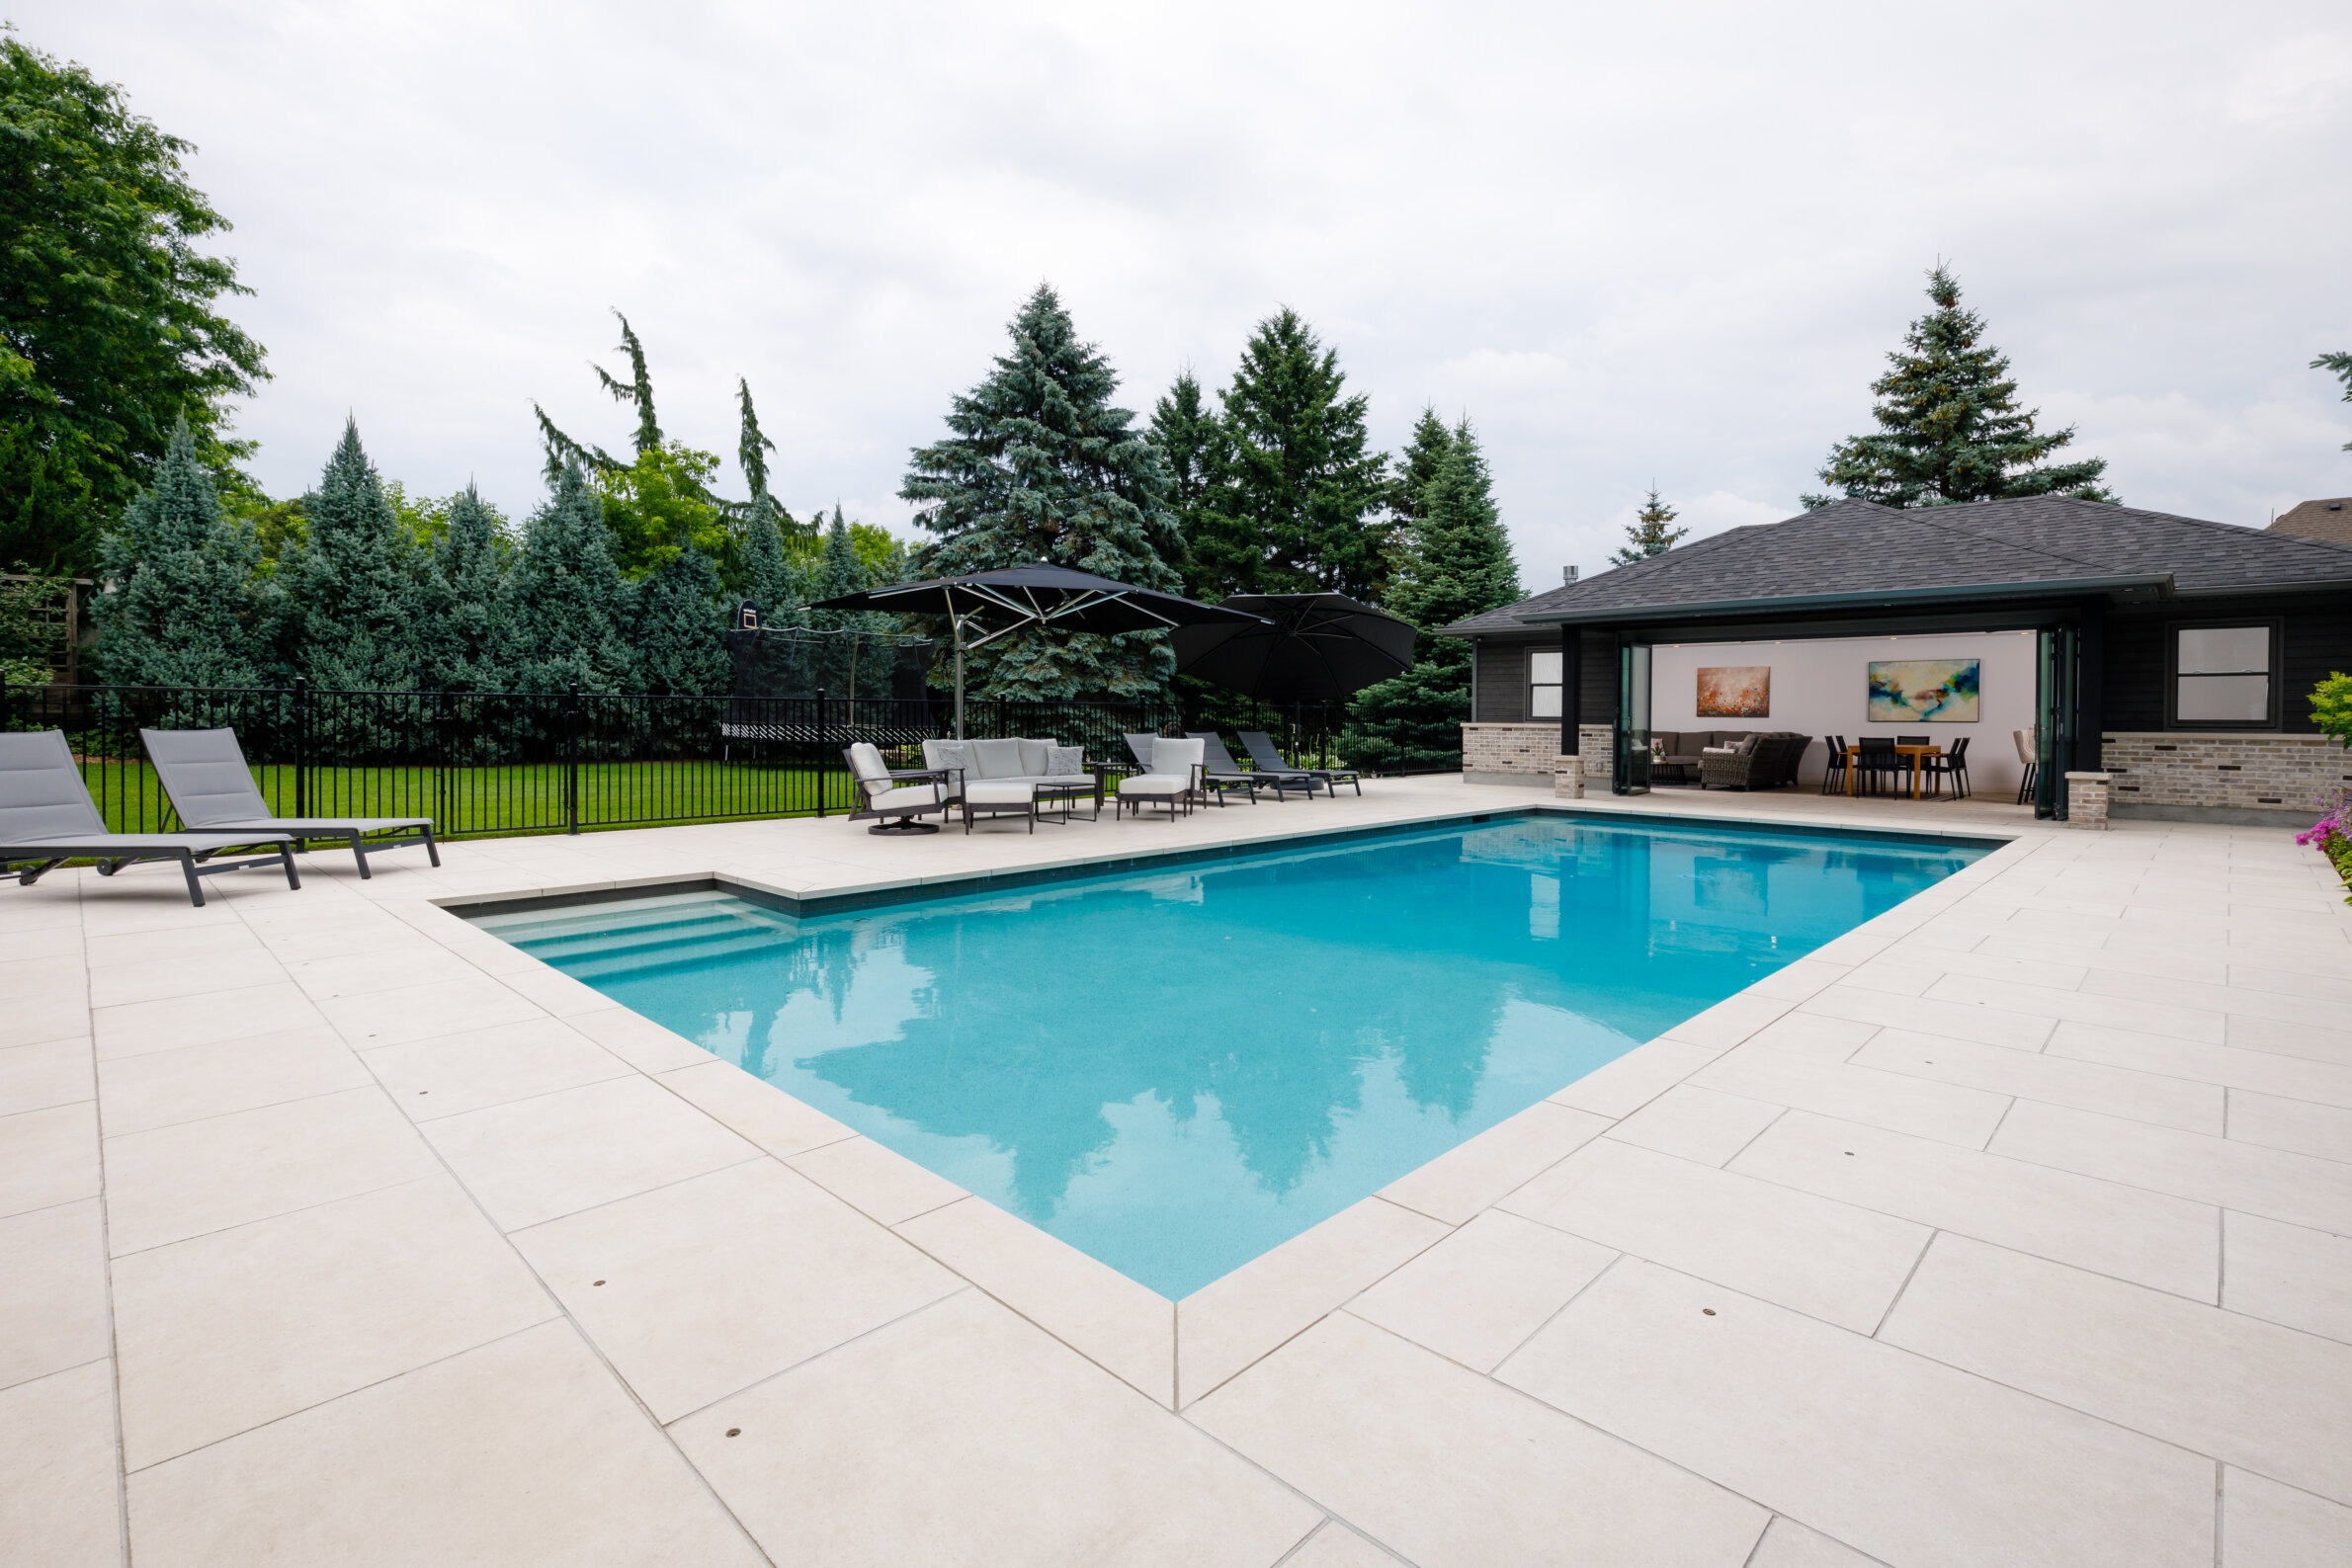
[424,800,2034,1410]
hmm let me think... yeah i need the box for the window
[1528,649,1563,719]
[2170,623,2276,727]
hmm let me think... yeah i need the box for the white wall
[1649,631,2036,791]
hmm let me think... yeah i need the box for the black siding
[1474,640,1526,721]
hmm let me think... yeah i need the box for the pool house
[1446,495,2352,822]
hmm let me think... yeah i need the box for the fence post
[814,689,828,818]
[563,684,580,835]
[293,676,309,818]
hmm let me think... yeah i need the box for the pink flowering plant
[2307,673,2352,901]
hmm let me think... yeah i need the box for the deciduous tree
[0,32,268,572]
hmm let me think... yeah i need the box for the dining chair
[1922,735,1972,799]
[1856,736,1899,797]
[2013,728,2039,805]
[1819,735,1848,795]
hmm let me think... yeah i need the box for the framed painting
[1695,666,1771,717]
[1867,658,1980,722]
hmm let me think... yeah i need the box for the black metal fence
[0,678,1353,839]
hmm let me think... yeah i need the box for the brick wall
[1463,722,1560,779]
[2103,732,2351,817]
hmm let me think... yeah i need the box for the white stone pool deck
[6,776,2352,1567]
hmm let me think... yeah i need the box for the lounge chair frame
[140,727,438,878]
[1236,730,1362,796]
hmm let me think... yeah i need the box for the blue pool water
[470,814,1986,1297]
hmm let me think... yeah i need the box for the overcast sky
[21,1,2352,581]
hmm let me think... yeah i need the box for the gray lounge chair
[1,729,299,907]
[141,727,438,878]
[1237,730,1362,796]
[1189,731,1317,802]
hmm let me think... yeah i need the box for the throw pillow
[1046,744,1084,777]
[1648,737,1665,759]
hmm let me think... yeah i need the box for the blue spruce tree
[500,465,637,694]
[93,420,272,687]
[410,483,511,690]
[283,418,421,689]
[901,285,1183,698]
[633,543,730,695]
[1340,421,1521,772]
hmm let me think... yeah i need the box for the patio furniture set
[1644,728,1977,801]
[841,730,1364,834]
[0,726,437,907]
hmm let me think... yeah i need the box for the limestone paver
[2223,1212,2352,1342]
[1745,1517,1888,1566]
[1190,1310,1768,1568]
[102,1085,436,1256]
[1601,1083,1785,1166]
[2226,1089,2352,1161]
[1281,1521,1405,1567]
[1345,1208,1616,1372]
[674,1289,1321,1568]
[1989,1098,2352,1234]
[95,1026,369,1135]
[514,1158,960,1421]
[1729,1110,2220,1300]
[1375,1099,1608,1224]
[657,1057,856,1156]
[1501,1137,1930,1332]
[112,1175,557,1468]
[0,1034,93,1116]
[91,981,326,1059]
[0,1100,100,1218]
[361,1015,631,1120]
[126,1320,765,1568]
[0,1197,110,1390]
[420,1073,758,1231]
[2053,1022,2352,1110]
[1690,1047,2012,1147]
[896,1193,1174,1405]
[1177,1196,1448,1405]
[1499,1258,2215,1568]
[2221,1467,2352,1567]
[1851,1028,2225,1133]
[0,1360,123,1567]
[8,781,2351,1564]
[1881,1233,2352,1505]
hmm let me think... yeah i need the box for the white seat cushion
[872,783,940,811]
[1147,738,1204,776]
[966,781,1036,805]
[969,738,1025,779]
[1119,774,1189,797]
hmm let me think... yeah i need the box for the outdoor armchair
[141,727,437,878]
[1238,730,1362,796]
[843,743,952,833]
[1117,737,1203,820]
[1,729,299,907]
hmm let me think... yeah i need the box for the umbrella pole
[954,634,966,739]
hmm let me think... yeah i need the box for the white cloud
[17,0,2352,562]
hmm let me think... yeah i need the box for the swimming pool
[468,813,1988,1297]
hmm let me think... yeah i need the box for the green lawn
[76,761,865,839]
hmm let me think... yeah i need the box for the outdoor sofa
[140,727,438,877]
[1,729,300,907]
[1643,729,1806,788]
[1693,732,1810,790]
[920,738,1103,830]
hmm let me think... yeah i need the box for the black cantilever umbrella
[1169,592,1417,705]
[810,561,1266,737]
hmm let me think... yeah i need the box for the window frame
[2164,618,2281,730]
[1527,647,1564,722]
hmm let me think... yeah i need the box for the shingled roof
[1443,496,2352,634]
[2270,497,2352,547]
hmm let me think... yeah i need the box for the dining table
[1845,742,1944,799]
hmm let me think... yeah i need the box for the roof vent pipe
[1563,565,1579,585]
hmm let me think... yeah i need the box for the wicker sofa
[1693,731,1810,790]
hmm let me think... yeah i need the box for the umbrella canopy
[1170,592,1416,704]
[810,562,1265,736]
